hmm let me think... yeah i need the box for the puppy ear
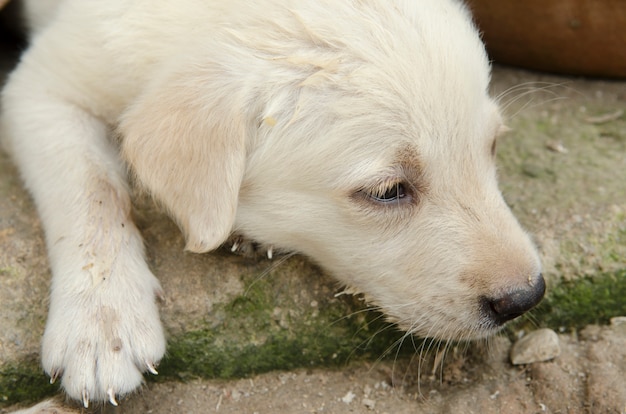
[119,65,248,253]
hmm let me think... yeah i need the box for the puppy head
[240,105,543,340]
[236,0,543,340]
[121,0,543,340]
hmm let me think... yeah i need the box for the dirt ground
[6,322,626,414]
[112,323,626,414]
[151,327,623,414]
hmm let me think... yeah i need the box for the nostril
[486,273,546,325]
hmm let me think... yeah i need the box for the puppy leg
[2,71,165,406]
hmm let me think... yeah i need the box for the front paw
[227,233,276,259]
[41,268,165,407]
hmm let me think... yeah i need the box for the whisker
[356,319,396,353]
[243,252,296,296]
[494,81,579,121]
[414,317,448,395]
[432,341,446,380]
[328,305,382,327]
[521,309,542,329]
[373,328,413,367]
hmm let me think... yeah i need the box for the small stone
[521,163,543,178]
[610,316,626,336]
[546,140,568,153]
[510,328,561,365]
[362,397,376,410]
[341,391,355,404]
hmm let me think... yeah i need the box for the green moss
[155,276,413,381]
[512,269,626,333]
[0,267,19,278]
[0,363,58,405]
[159,269,626,381]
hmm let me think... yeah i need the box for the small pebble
[510,328,561,365]
[362,398,376,410]
[341,391,355,404]
[610,316,626,336]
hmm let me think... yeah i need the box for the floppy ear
[119,65,248,253]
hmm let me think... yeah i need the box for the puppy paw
[41,265,165,407]
[227,234,275,259]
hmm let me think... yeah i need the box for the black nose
[484,273,546,325]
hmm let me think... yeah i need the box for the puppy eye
[368,182,407,203]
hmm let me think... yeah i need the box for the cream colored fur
[3,0,542,408]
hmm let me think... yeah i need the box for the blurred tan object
[0,0,9,10]
[468,0,626,78]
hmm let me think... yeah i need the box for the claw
[267,246,273,260]
[82,389,89,408]
[231,240,240,252]
[107,388,118,406]
[49,368,61,384]
[146,360,159,375]
[155,287,167,304]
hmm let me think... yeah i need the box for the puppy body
[2,0,543,405]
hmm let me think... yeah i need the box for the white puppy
[2,0,545,407]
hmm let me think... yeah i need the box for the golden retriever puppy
[2,0,545,407]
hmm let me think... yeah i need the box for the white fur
[10,399,78,414]
[2,0,542,406]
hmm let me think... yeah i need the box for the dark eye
[369,182,407,203]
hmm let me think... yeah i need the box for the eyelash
[367,181,407,203]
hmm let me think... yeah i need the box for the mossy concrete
[1,67,625,406]
[536,269,626,330]
[491,71,626,282]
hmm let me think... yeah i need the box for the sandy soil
[116,323,626,414]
